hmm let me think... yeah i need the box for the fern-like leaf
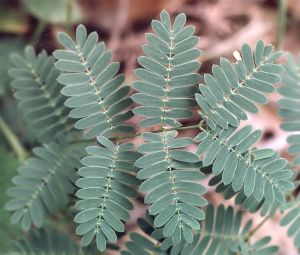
[74,136,140,251]
[209,175,279,217]
[277,52,300,167]
[132,10,201,128]
[9,46,71,142]
[196,40,283,130]
[195,125,294,205]
[122,205,278,255]
[131,10,206,245]
[54,24,134,139]
[136,130,207,244]
[5,139,83,231]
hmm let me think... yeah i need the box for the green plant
[4,10,300,254]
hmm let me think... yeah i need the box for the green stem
[31,21,46,45]
[0,114,27,162]
[276,0,287,49]
[245,216,269,242]
[112,122,205,141]
[66,0,73,33]
[70,122,205,146]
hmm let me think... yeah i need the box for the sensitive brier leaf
[197,40,283,130]
[9,46,71,142]
[133,10,201,129]
[195,125,294,204]
[130,11,206,245]
[74,137,141,251]
[136,129,207,244]
[55,24,134,139]
[6,139,84,231]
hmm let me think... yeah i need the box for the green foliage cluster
[122,205,278,255]
[9,46,72,141]
[3,10,300,254]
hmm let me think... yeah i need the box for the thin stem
[245,216,269,242]
[0,114,27,162]
[276,0,287,49]
[70,122,205,147]
[112,123,203,141]
[66,0,73,33]
[30,21,46,45]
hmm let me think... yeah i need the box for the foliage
[55,24,134,139]
[132,11,207,245]
[3,9,300,255]
[209,176,279,217]
[6,138,84,231]
[122,205,278,255]
[196,40,283,130]
[136,131,206,245]
[132,11,200,128]
[195,125,294,205]
[9,46,72,142]
[74,136,140,251]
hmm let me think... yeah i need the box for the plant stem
[245,216,269,242]
[66,0,73,33]
[0,114,27,162]
[276,0,287,49]
[70,122,206,146]
[112,122,204,141]
[31,20,46,45]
